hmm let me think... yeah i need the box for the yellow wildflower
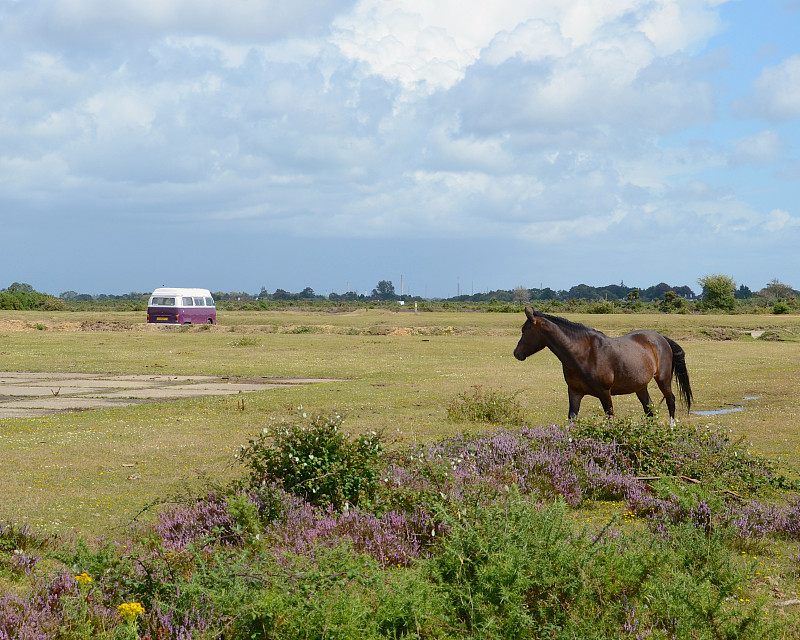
[117,602,146,622]
[74,573,92,585]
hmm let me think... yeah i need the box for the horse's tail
[665,337,693,412]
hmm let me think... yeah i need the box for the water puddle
[692,406,744,416]
[691,395,760,417]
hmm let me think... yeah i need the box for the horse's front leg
[598,391,614,417]
[567,388,584,420]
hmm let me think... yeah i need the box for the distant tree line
[1,277,797,313]
[449,282,700,304]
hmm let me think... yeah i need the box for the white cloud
[332,0,726,95]
[738,55,800,121]
[520,208,628,243]
[764,209,800,232]
[731,129,785,165]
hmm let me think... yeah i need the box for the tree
[758,279,795,302]
[272,288,293,300]
[7,282,35,293]
[371,280,397,300]
[697,274,736,311]
[735,284,753,300]
[512,286,530,305]
[568,284,601,300]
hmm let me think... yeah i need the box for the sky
[1,0,799,299]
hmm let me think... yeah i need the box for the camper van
[147,288,216,325]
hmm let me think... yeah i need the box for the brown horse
[513,308,693,422]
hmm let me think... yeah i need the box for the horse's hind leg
[636,388,654,417]
[654,377,677,422]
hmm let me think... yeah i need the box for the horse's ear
[525,307,535,320]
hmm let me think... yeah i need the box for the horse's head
[513,307,547,360]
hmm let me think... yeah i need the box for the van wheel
[207,319,214,325]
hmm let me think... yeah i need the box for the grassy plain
[1,309,800,538]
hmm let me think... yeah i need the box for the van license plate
[156,317,169,321]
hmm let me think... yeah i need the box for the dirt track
[0,372,339,419]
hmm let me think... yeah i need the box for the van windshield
[151,297,176,306]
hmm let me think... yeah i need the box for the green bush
[447,386,526,425]
[585,300,617,314]
[428,493,773,639]
[237,412,382,509]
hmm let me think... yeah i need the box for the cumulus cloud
[731,129,785,165]
[331,0,725,95]
[737,55,800,121]
[764,209,800,232]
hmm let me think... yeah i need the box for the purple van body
[147,288,216,325]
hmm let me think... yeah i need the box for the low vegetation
[3,401,800,639]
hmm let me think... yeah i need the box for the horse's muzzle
[513,348,527,361]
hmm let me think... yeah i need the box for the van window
[205,297,215,307]
[193,297,205,306]
[182,297,194,306]
[152,297,176,306]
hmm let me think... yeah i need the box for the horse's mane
[534,310,606,340]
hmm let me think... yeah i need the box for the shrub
[237,412,382,509]
[447,386,526,425]
[568,415,791,494]
[427,493,772,639]
[585,300,617,314]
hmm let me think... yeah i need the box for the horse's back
[620,329,672,351]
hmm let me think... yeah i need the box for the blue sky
[1,0,798,298]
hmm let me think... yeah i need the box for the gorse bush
[447,386,525,425]
[237,411,382,509]
[429,494,772,639]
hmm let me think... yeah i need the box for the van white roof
[150,287,213,298]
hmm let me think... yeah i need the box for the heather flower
[10,550,41,576]
[155,492,240,550]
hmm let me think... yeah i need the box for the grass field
[2,308,800,537]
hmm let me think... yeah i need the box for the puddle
[692,406,744,416]
[691,394,760,417]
